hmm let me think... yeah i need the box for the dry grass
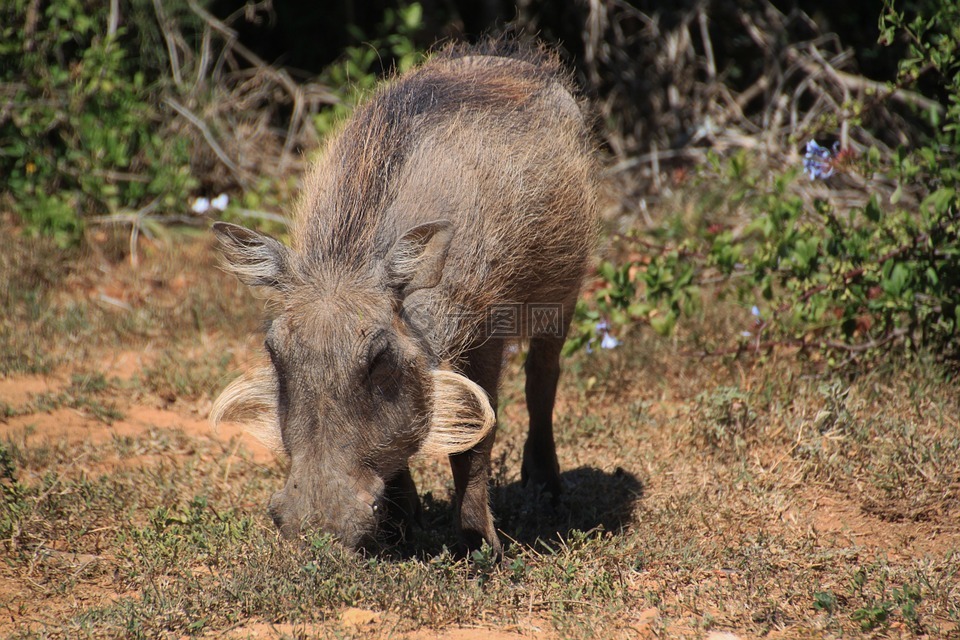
[1,225,958,639]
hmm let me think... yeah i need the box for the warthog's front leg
[449,341,504,554]
[449,433,498,553]
[521,332,567,501]
[382,467,421,544]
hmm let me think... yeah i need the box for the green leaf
[649,312,676,336]
[881,263,909,297]
[598,261,616,282]
[921,187,956,214]
[403,3,423,30]
[891,184,903,205]
[627,302,653,319]
[864,195,881,222]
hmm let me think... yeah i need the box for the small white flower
[191,197,211,214]
[211,193,229,211]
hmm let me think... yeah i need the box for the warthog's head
[210,220,494,549]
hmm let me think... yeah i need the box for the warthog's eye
[367,345,402,400]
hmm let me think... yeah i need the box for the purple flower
[588,319,620,353]
[803,140,839,180]
[600,332,620,350]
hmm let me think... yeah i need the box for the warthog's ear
[212,221,290,288]
[419,369,496,457]
[384,220,453,299]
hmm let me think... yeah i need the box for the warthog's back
[293,42,597,355]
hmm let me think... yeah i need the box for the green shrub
[1,0,198,246]
[572,0,960,365]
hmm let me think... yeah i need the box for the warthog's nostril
[269,508,283,530]
[267,493,286,531]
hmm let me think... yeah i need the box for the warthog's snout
[268,472,385,550]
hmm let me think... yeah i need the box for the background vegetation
[4,0,959,362]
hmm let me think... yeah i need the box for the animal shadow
[393,466,643,558]
[493,466,644,549]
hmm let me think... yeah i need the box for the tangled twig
[567,0,938,217]
[135,0,337,195]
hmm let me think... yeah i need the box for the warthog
[211,41,597,553]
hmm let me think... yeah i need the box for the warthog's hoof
[521,453,562,506]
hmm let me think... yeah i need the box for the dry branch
[152,0,183,88]
[115,0,340,198]
[572,0,940,226]
[164,97,247,187]
[184,0,335,173]
[788,48,944,116]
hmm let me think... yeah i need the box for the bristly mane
[292,40,573,269]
